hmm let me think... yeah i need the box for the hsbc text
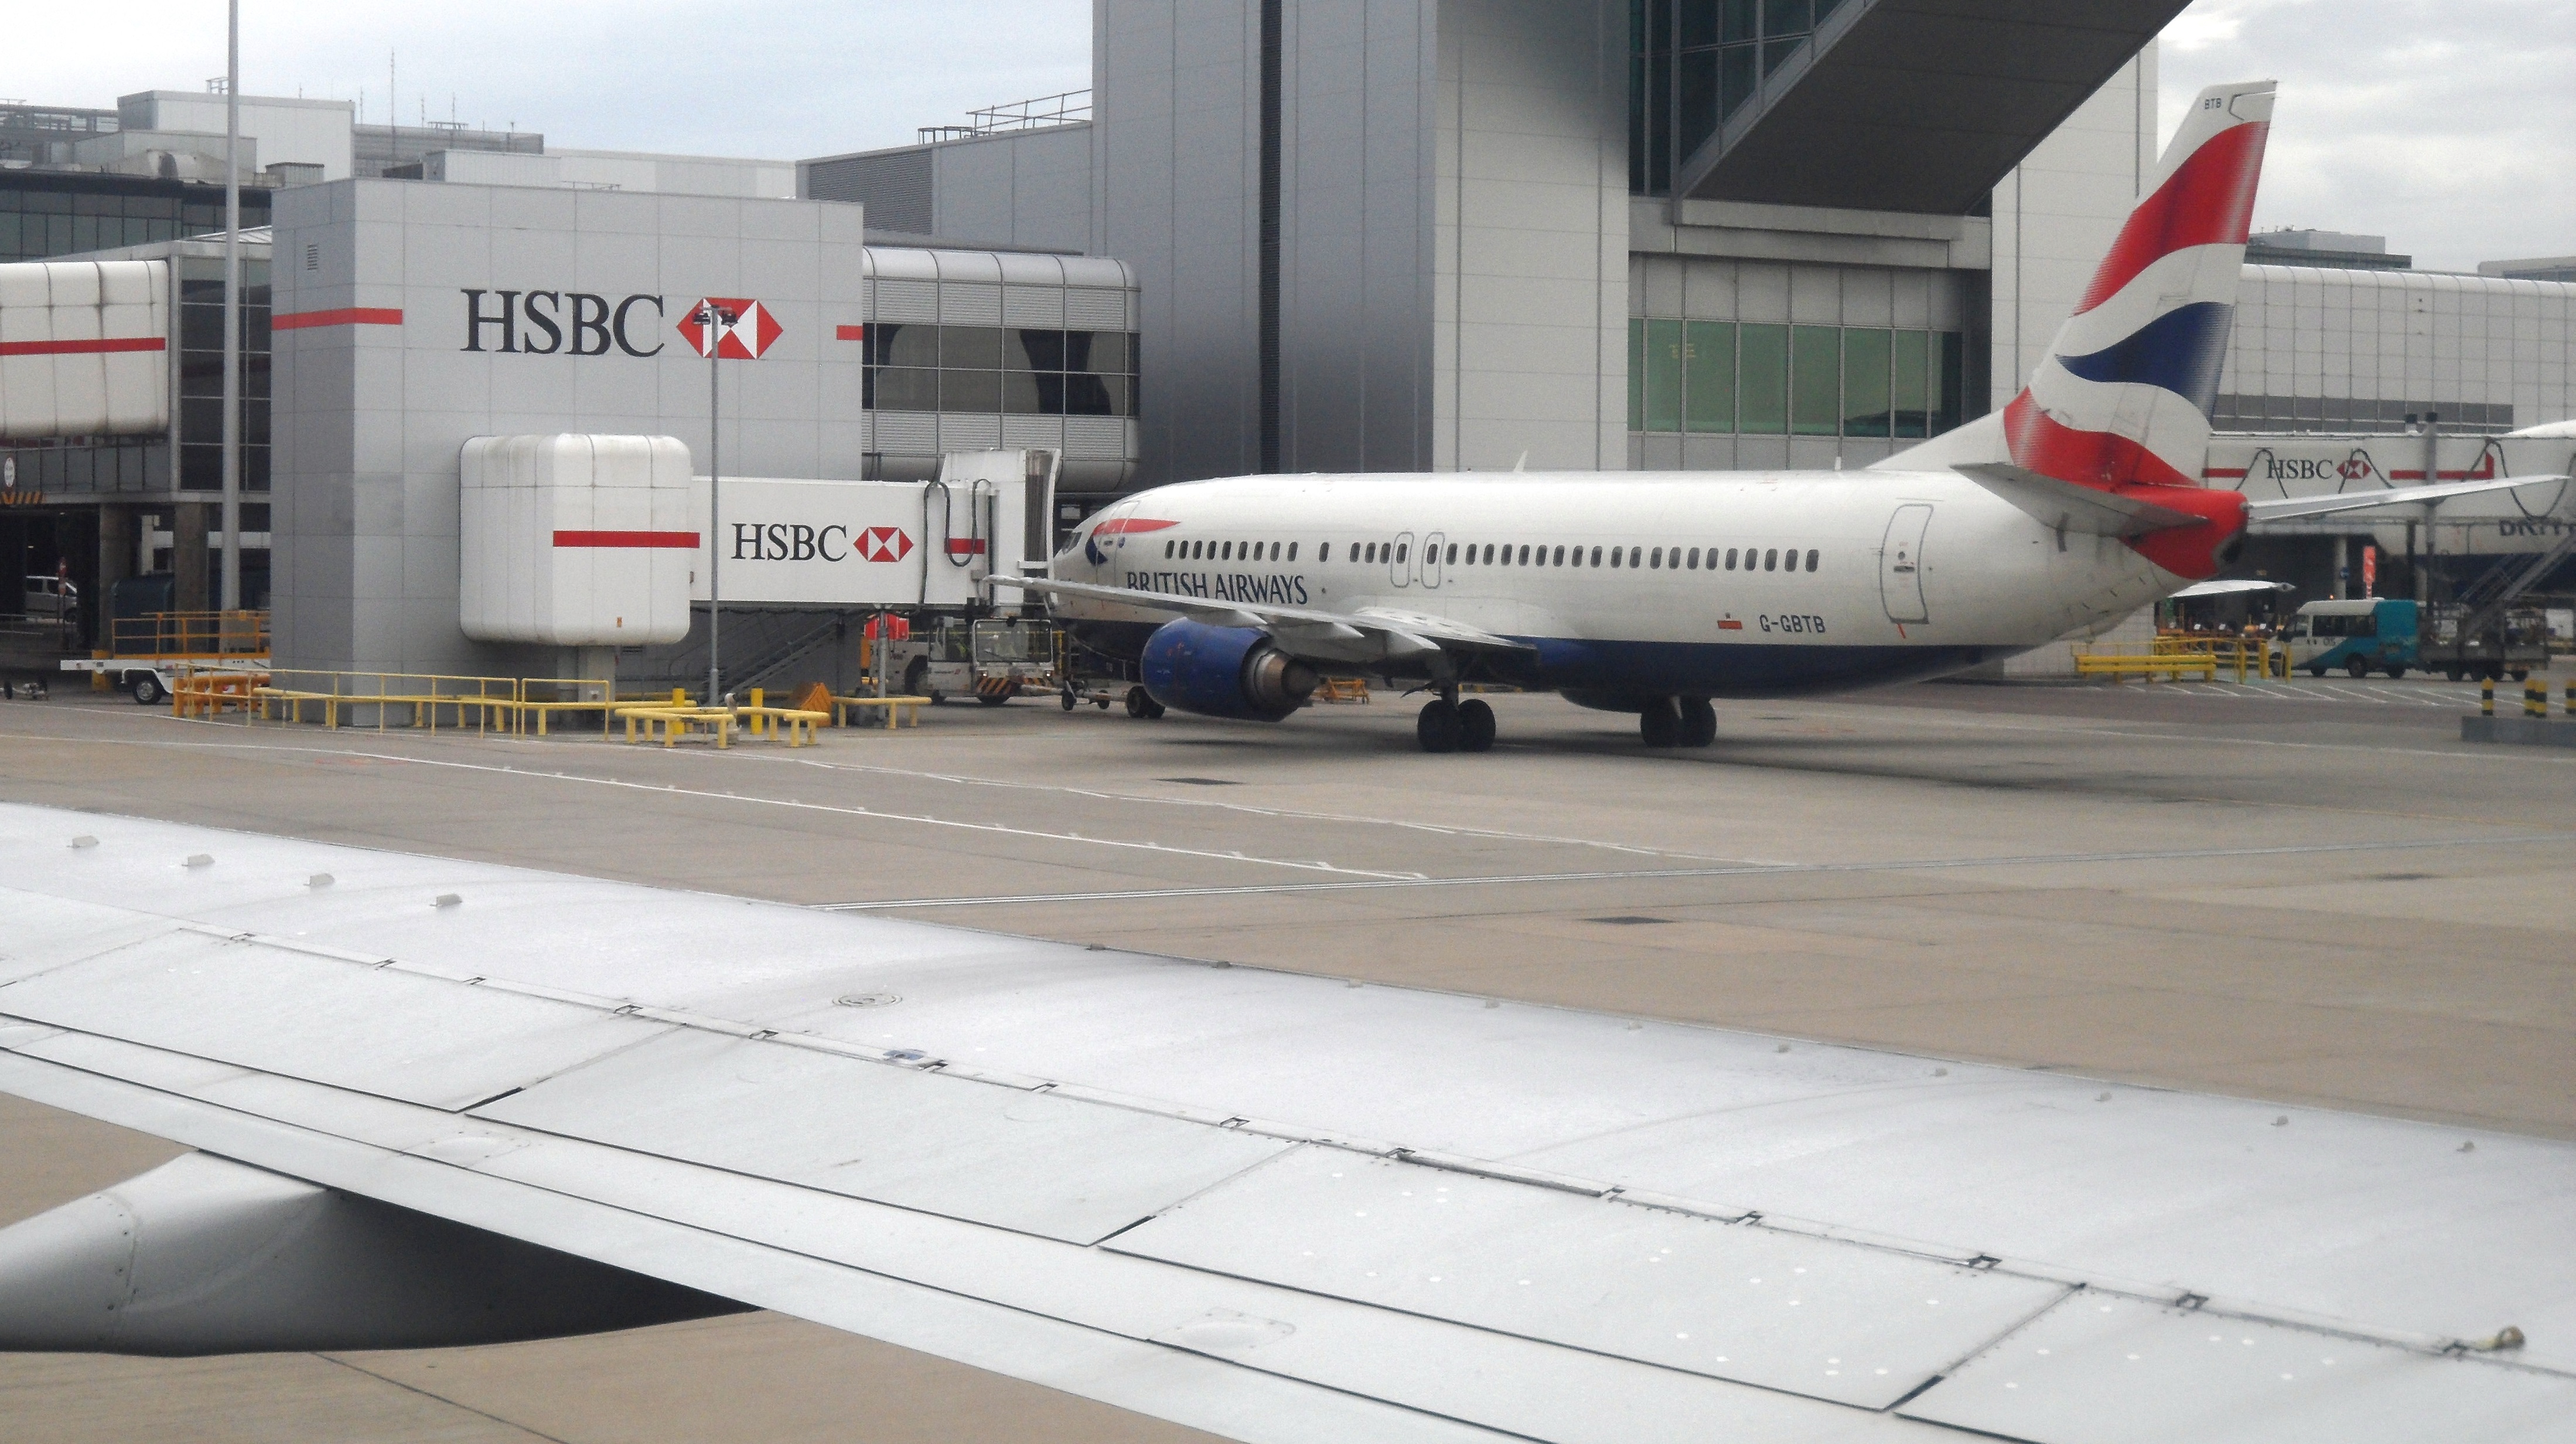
[462,290,664,356]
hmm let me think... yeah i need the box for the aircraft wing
[2243,474,2572,522]
[2,805,2572,1444]
[997,575,1534,666]
[2168,578,2295,599]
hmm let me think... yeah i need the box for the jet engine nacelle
[1140,619,1320,721]
[0,1153,745,1356]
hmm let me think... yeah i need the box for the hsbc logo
[2338,456,2374,481]
[731,523,915,563]
[678,297,782,359]
[461,290,664,355]
[852,526,913,561]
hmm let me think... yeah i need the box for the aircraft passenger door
[1421,531,1445,590]
[1391,530,1416,588]
[1880,504,1932,624]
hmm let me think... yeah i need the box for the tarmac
[2,668,2570,1443]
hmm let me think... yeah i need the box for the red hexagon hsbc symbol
[854,526,913,563]
[677,297,783,359]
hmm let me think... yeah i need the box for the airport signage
[678,297,782,359]
[460,290,666,356]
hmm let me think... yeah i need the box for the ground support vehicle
[2287,599,2550,682]
[2423,602,2550,683]
[58,609,271,704]
[877,617,1063,707]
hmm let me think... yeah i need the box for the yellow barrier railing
[2075,648,2222,682]
[247,669,519,733]
[108,610,269,659]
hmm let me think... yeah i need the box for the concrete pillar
[173,502,210,612]
[93,506,135,651]
[2330,534,2348,600]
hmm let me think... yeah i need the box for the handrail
[107,609,269,659]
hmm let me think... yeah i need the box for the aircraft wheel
[1417,699,1462,754]
[1125,685,1152,718]
[1639,697,1682,748]
[1457,699,1496,753]
[2345,656,2370,679]
[1679,697,1717,747]
[129,672,165,706]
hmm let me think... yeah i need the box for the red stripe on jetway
[945,538,988,556]
[552,530,701,549]
[274,306,405,331]
[0,336,166,356]
[834,325,866,340]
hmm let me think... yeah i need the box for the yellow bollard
[2480,679,2494,716]
[747,687,767,738]
[2528,679,2548,718]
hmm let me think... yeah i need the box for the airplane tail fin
[1879,81,2274,489]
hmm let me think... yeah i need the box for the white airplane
[0,802,2569,1444]
[1011,81,2563,753]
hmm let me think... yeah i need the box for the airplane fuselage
[1053,469,2200,703]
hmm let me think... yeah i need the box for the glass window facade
[0,176,271,264]
[1630,316,1964,440]
[1630,0,1852,194]
[863,323,1142,418]
[177,256,271,493]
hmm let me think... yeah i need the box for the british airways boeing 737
[1004,83,2563,753]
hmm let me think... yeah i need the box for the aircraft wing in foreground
[0,805,2569,1444]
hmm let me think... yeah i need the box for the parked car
[22,575,77,621]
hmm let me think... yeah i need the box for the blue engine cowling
[1141,621,1321,721]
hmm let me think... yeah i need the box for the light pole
[219,0,241,614]
[694,302,736,705]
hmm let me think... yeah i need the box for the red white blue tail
[2003,81,2275,491]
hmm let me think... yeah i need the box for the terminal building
[2,1,2572,682]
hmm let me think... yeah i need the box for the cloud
[0,1,1092,159]
[2157,0,2576,270]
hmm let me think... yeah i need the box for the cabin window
[1446,544,1458,564]
[1547,546,1561,566]
[1629,546,1643,568]
[1763,548,1778,571]
[1609,547,1622,569]
[1519,545,1531,565]
[1687,547,1700,570]
[1396,543,1408,563]
[1367,542,1379,563]
[1485,544,1496,564]
[1651,547,1663,569]
[1722,547,1736,570]
[1804,549,1819,571]
[1162,540,1173,558]
[1782,549,1798,573]
[1288,542,1299,561]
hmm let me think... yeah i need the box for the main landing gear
[1416,690,1496,754]
[1124,685,1166,720]
[1639,696,1716,749]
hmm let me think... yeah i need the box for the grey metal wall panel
[270,179,870,673]
[803,149,933,231]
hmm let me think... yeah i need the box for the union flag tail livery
[2005,82,2275,496]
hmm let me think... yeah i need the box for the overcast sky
[6,1,2565,271]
